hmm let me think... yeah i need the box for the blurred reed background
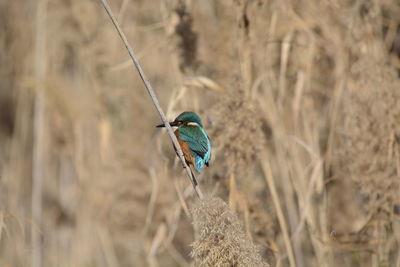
[1,0,400,266]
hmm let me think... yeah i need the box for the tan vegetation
[191,197,269,267]
[1,0,400,266]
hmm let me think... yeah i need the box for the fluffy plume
[337,58,400,214]
[191,197,269,267]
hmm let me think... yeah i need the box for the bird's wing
[178,126,209,159]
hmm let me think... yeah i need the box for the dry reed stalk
[0,212,4,253]
[166,244,190,267]
[173,176,191,218]
[143,149,160,235]
[147,223,167,266]
[96,224,120,267]
[99,0,203,199]
[278,31,293,105]
[31,0,48,266]
[117,0,130,23]
[257,78,306,266]
[261,152,297,267]
[235,0,252,98]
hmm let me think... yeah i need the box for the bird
[156,111,211,178]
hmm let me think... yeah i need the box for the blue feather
[178,125,211,173]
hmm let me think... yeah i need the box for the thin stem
[261,152,297,267]
[99,0,203,199]
[32,0,48,266]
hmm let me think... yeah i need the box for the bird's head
[156,111,203,128]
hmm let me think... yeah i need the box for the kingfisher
[156,111,211,175]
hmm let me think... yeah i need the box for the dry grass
[191,197,268,267]
[337,58,400,215]
[1,0,400,266]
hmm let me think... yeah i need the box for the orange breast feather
[174,130,195,166]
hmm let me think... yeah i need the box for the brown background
[1,0,400,266]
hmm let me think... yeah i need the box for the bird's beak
[156,121,179,128]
